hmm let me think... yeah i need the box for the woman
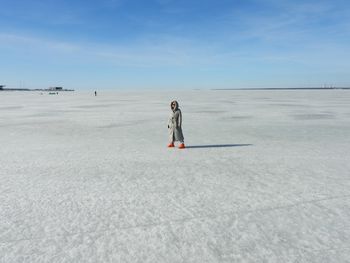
[168,100,185,149]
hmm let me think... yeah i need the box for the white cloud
[0,33,80,53]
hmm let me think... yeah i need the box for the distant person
[168,100,185,149]
[94,91,97,96]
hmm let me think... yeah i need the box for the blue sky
[0,0,349,90]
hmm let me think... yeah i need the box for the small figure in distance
[94,91,97,96]
[168,100,185,149]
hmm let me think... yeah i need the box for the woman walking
[168,100,185,149]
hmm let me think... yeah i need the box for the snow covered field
[1,90,350,262]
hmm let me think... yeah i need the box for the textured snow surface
[1,90,350,262]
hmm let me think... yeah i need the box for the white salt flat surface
[1,90,350,262]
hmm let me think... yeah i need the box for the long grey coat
[168,101,184,142]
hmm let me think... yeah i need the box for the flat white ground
[0,90,350,262]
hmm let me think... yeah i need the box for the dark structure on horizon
[49,87,63,91]
[0,85,74,92]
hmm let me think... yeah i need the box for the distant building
[0,85,74,92]
[49,87,63,91]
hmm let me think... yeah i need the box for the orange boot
[167,142,175,148]
[178,143,185,149]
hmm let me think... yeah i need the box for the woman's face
[171,102,176,109]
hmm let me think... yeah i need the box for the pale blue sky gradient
[0,0,349,90]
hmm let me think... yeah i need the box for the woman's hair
[171,100,178,110]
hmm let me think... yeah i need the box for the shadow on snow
[185,144,253,149]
